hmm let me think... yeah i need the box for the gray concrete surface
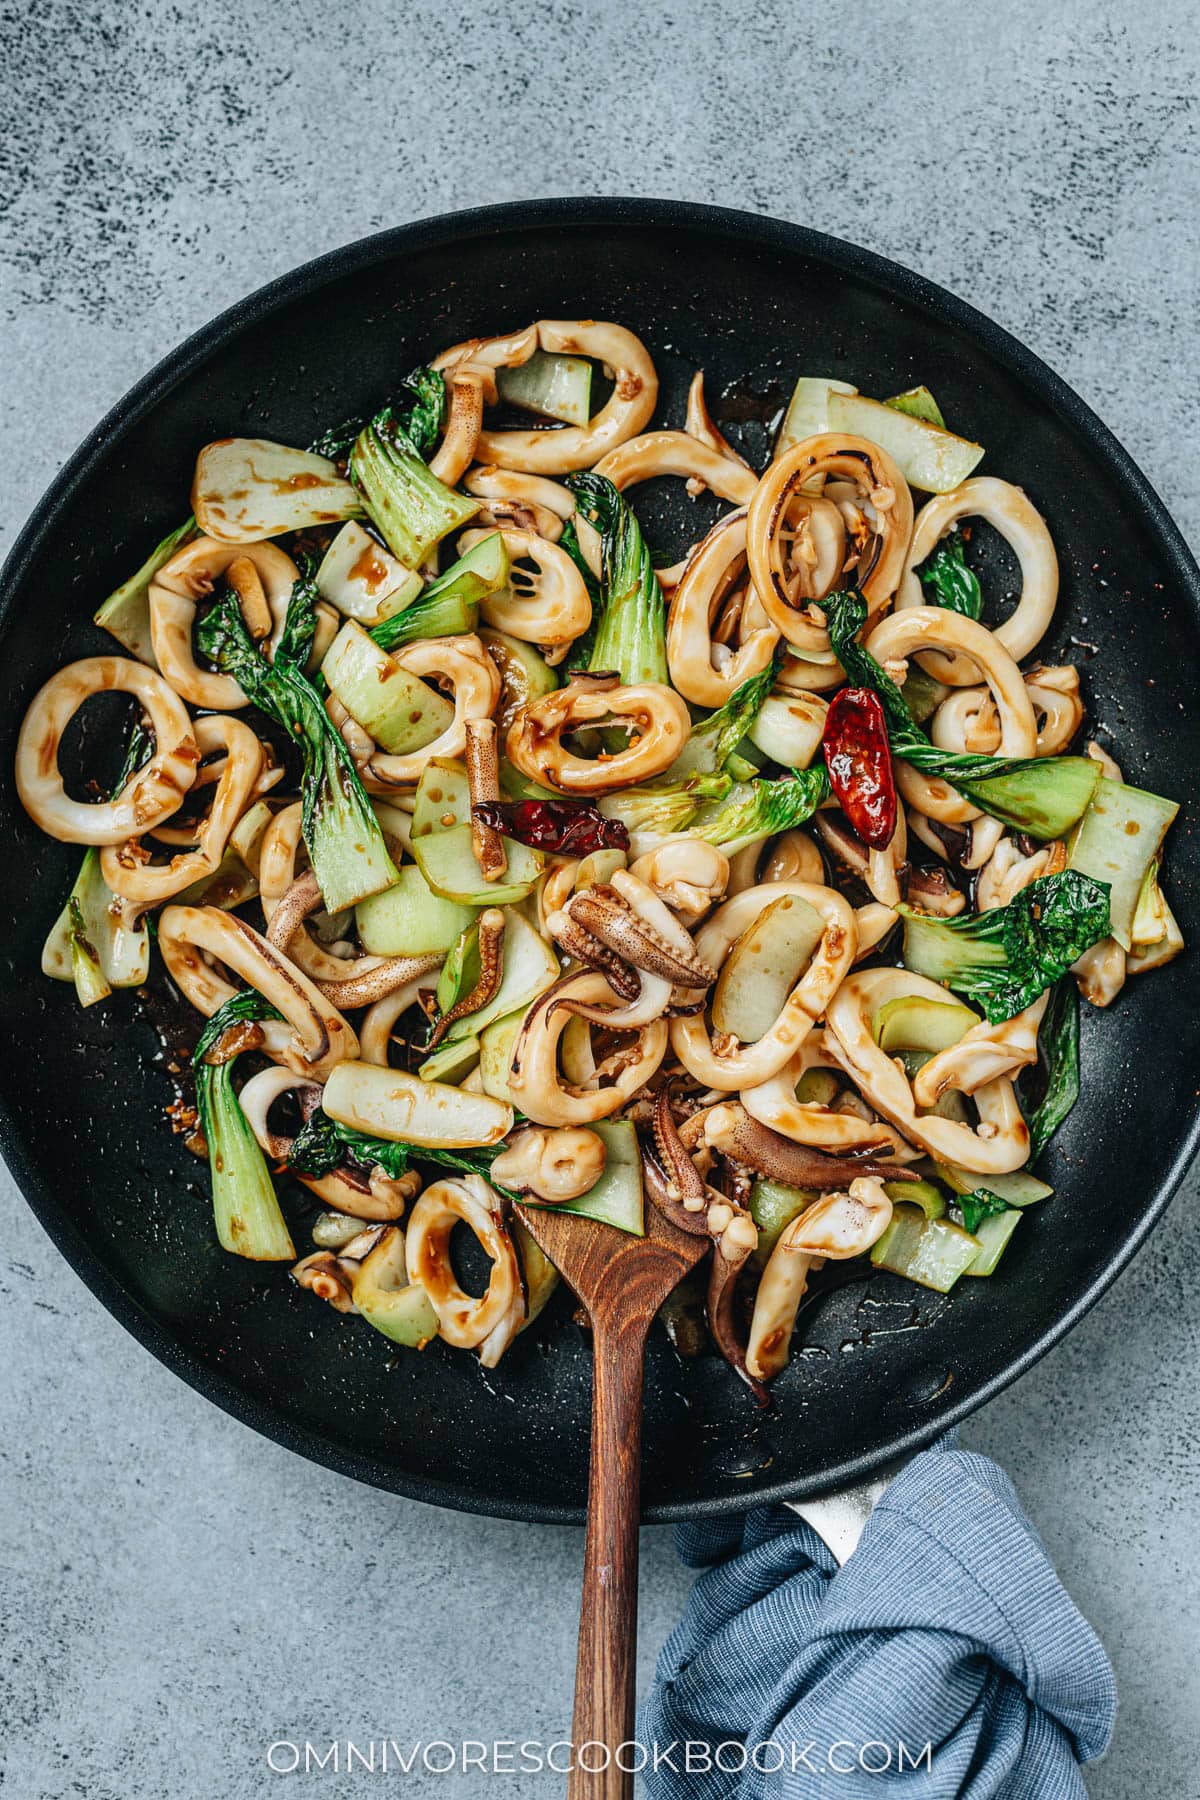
[2,1,1198,1794]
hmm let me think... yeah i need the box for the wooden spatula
[516,1196,709,1799]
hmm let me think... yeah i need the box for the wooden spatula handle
[568,1314,648,1799]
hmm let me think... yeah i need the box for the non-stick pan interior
[1,201,1197,1522]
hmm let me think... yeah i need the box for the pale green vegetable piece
[356,864,478,956]
[550,1120,644,1236]
[872,995,979,1056]
[419,1035,481,1085]
[827,391,984,492]
[322,620,455,755]
[323,1061,512,1149]
[712,893,826,1041]
[193,438,362,541]
[1067,777,1179,949]
[775,376,857,456]
[496,349,593,426]
[316,521,422,623]
[445,912,559,1044]
[963,1208,1022,1277]
[93,516,198,664]
[870,1203,981,1292]
[352,1229,439,1346]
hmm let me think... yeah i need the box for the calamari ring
[158,903,357,1081]
[746,434,914,654]
[428,367,484,486]
[740,1030,902,1155]
[463,466,574,542]
[746,1179,893,1381]
[405,1174,524,1364]
[432,324,541,399]
[460,526,591,650]
[666,510,781,708]
[865,606,1037,830]
[149,535,299,709]
[932,664,1083,760]
[670,882,858,1091]
[238,1066,414,1221]
[629,840,730,925]
[100,714,263,906]
[470,321,658,474]
[16,655,199,846]
[910,994,1049,1109]
[896,478,1058,684]
[508,971,669,1126]
[505,674,690,795]
[593,431,758,505]
[824,966,1031,1175]
[358,972,442,1066]
[364,635,501,789]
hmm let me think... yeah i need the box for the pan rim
[3,195,1198,1524]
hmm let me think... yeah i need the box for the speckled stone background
[2,2,1198,1795]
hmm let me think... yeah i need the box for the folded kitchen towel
[639,1438,1115,1798]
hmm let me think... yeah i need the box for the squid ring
[99,714,263,906]
[405,1174,524,1362]
[932,664,1082,760]
[670,882,858,1091]
[461,526,592,650]
[364,635,501,788]
[357,970,444,1066]
[910,994,1049,1109]
[824,967,1031,1175]
[593,431,758,505]
[865,606,1037,828]
[746,434,914,652]
[432,323,541,398]
[238,1066,414,1221]
[666,511,781,708]
[505,674,690,794]
[740,1032,903,1156]
[428,367,484,487]
[16,655,199,845]
[158,903,357,1081]
[508,971,669,1126]
[746,1179,893,1382]
[463,466,574,542]
[149,535,299,710]
[472,321,658,474]
[896,478,1058,684]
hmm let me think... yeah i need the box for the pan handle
[786,1455,913,1565]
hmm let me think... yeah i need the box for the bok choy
[193,991,294,1262]
[288,1108,518,1201]
[900,870,1111,1022]
[567,473,669,685]
[42,723,153,1006]
[198,572,398,912]
[350,369,480,567]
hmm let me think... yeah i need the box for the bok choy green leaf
[567,473,669,685]
[900,871,1110,1022]
[197,573,398,912]
[193,991,294,1261]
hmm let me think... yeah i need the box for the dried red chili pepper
[471,799,630,856]
[822,687,897,850]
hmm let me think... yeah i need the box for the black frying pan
[3,199,1198,1524]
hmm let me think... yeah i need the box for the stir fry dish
[15,321,1183,1400]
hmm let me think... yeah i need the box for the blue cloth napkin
[639,1439,1115,1797]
